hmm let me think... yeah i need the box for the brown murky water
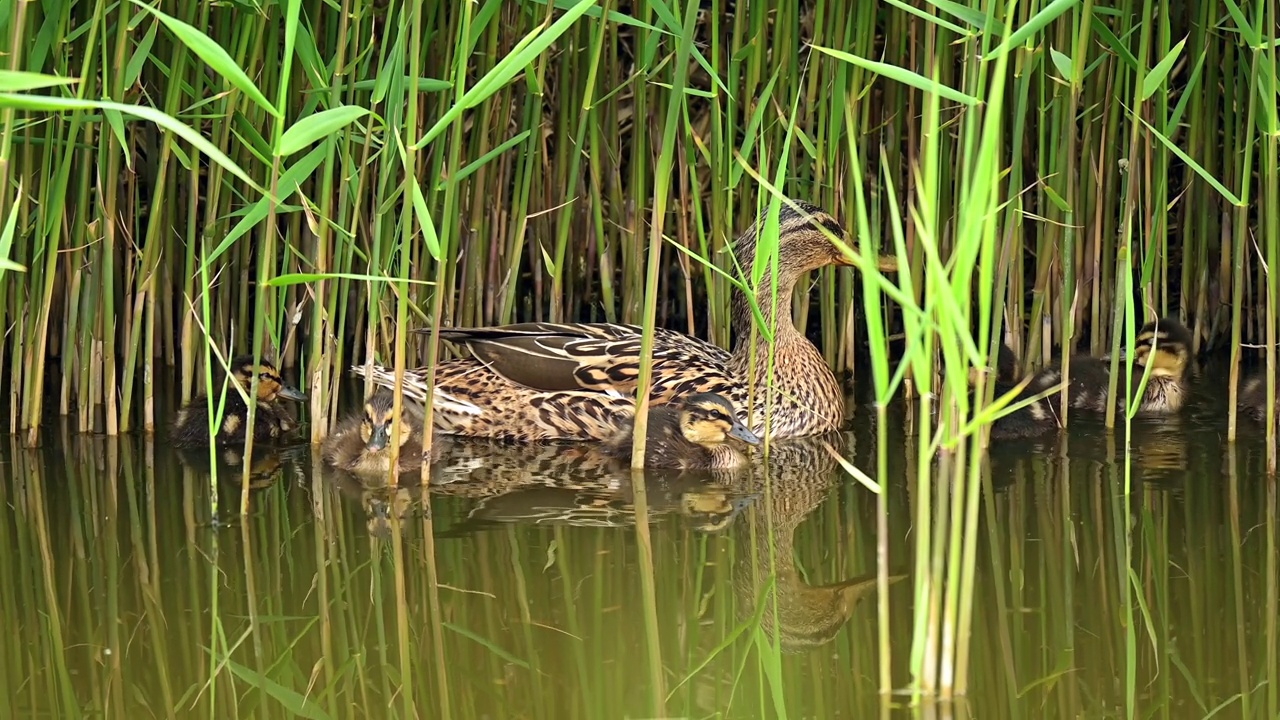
[0,362,1276,719]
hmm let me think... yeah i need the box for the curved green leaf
[129,0,280,119]
[276,105,371,157]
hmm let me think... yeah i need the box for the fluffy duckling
[967,341,1022,387]
[171,355,307,448]
[602,393,762,470]
[322,390,434,477]
[1238,371,1279,423]
[989,316,1193,439]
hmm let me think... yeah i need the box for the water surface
[1,363,1277,719]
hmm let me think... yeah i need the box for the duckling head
[1133,317,1193,378]
[678,393,761,449]
[360,391,416,452]
[230,355,307,402]
[737,200,898,280]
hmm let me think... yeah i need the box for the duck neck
[729,268,804,360]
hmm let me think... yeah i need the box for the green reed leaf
[1091,16,1139,72]
[129,0,280,119]
[0,70,77,92]
[1141,37,1186,101]
[276,105,372,157]
[811,46,979,106]
[883,0,971,36]
[1050,48,1074,83]
[439,129,531,190]
[415,0,598,149]
[0,184,28,277]
[0,93,265,195]
[1137,114,1243,206]
[984,0,1080,60]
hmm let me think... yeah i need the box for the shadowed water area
[1,359,1277,719]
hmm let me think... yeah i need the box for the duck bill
[835,248,899,273]
[367,425,390,451]
[278,385,308,402]
[729,422,762,446]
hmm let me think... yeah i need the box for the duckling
[967,341,1022,387]
[989,316,1194,439]
[322,390,435,478]
[601,393,761,470]
[171,355,307,448]
[1238,371,1278,423]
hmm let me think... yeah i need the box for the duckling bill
[989,317,1193,439]
[602,393,761,470]
[171,355,307,448]
[322,390,434,478]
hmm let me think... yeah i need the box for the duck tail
[349,364,483,417]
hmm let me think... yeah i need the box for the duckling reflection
[437,472,758,535]
[323,390,440,480]
[325,466,431,538]
[602,393,761,470]
[171,355,307,448]
[175,442,304,491]
[731,436,906,652]
[989,317,1194,439]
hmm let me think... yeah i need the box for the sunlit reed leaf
[415,0,599,149]
[983,0,1080,61]
[1137,114,1244,206]
[1141,37,1187,101]
[0,70,76,92]
[0,93,265,195]
[102,108,130,169]
[275,105,373,157]
[1049,48,1074,83]
[809,46,979,106]
[0,186,28,277]
[129,0,280,119]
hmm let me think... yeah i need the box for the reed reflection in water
[0,368,1276,719]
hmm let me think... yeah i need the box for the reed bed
[1,0,1278,709]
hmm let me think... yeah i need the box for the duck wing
[428,322,733,396]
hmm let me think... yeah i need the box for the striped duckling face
[1132,317,1193,379]
[360,391,416,452]
[678,393,761,449]
[231,356,307,403]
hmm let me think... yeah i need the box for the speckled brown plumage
[351,200,897,443]
[170,356,307,448]
[989,316,1194,439]
[601,393,761,470]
